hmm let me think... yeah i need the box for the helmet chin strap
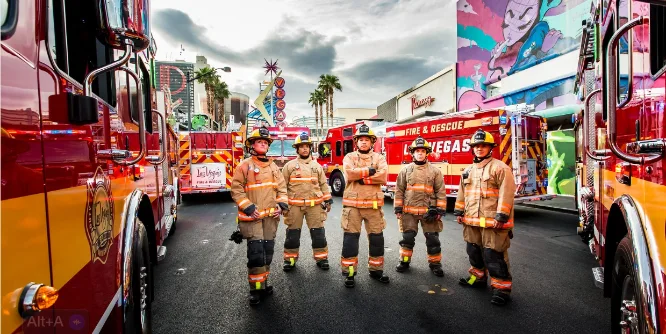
[472,149,493,163]
[298,153,310,159]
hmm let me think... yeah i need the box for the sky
[152,0,457,122]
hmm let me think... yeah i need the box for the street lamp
[185,67,231,131]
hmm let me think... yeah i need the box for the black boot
[283,260,295,272]
[395,262,410,273]
[261,286,274,298]
[491,290,511,306]
[458,275,487,288]
[344,276,355,288]
[369,270,390,283]
[248,291,261,305]
[430,263,444,277]
[316,259,330,270]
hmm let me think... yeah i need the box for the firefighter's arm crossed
[359,155,388,185]
[494,165,516,229]
[343,154,373,182]
[394,168,407,219]
[231,163,259,218]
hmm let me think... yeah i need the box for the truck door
[1,1,54,330]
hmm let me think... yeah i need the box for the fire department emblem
[85,167,114,264]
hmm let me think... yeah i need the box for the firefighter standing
[340,124,390,288]
[282,133,333,271]
[454,129,516,306]
[231,126,289,305]
[394,136,447,277]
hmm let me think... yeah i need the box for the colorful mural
[546,129,575,195]
[457,0,592,110]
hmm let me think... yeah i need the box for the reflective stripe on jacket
[394,162,446,211]
[342,151,387,209]
[231,157,287,220]
[282,157,331,207]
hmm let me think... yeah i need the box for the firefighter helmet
[245,126,273,148]
[353,124,377,142]
[469,129,496,147]
[408,136,432,154]
[292,132,313,148]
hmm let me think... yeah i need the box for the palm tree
[314,89,326,136]
[308,91,319,137]
[214,80,230,129]
[318,74,342,128]
[194,67,219,120]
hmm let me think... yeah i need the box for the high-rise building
[155,60,195,127]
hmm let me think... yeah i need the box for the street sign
[276,99,286,110]
[275,88,286,99]
[275,110,286,122]
[274,77,285,88]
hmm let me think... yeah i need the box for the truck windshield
[283,140,297,156]
[266,140,283,156]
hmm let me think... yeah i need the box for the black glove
[394,206,403,215]
[277,202,289,212]
[368,167,377,176]
[494,213,509,229]
[229,230,243,244]
[325,198,333,204]
[437,208,446,217]
[242,204,256,216]
[453,209,464,217]
[423,207,440,222]
[357,179,365,185]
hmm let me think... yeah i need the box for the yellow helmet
[353,124,377,142]
[245,126,273,148]
[469,129,496,147]
[408,136,432,154]
[292,132,313,148]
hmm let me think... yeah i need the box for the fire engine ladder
[508,104,537,195]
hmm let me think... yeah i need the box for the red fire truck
[253,125,311,169]
[1,0,177,332]
[315,121,384,196]
[177,129,245,198]
[384,104,554,210]
[573,0,666,331]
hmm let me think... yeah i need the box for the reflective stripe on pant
[463,225,512,293]
[398,214,443,264]
[240,218,279,291]
[341,207,387,274]
[284,205,328,262]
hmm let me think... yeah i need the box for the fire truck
[177,124,245,198]
[573,0,666,331]
[1,0,177,332]
[383,104,554,210]
[315,121,384,196]
[252,125,311,169]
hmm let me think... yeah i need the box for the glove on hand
[423,207,440,222]
[368,167,376,176]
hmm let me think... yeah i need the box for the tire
[611,235,646,334]
[126,222,153,334]
[330,172,345,197]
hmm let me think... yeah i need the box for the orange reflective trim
[368,257,384,266]
[465,189,499,197]
[362,177,374,185]
[322,193,332,200]
[245,182,278,191]
[436,200,446,207]
[283,252,299,258]
[427,253,442,263]
[500,203,512,214]
[455,201,465,210]
[313,252,328,259]
[394,199,403,206]
[237,198,251,208]
[404,206,428,215]
[341,257,358,266]
[407,184,434,193]
[462,217,514,229]
[399,248,413,257]
[359,168,369,178]
[342,198,384,208]
[248,273,268,282]
[469,267,486,279]
[490,277,512,290]
[238,208,277,221]
[289,177,317,183]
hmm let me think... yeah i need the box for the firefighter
[282,133,333,271]
[340,124,389,288]
[394,136,447,277]
[231,126,288,306]
[454,129,516,306]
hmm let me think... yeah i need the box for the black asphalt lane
[153,194,610,334]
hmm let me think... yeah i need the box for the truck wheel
[611,235,645,334]
[125,222,153,333]
[330,173,345,197]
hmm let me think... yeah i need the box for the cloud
[153,9,343,79]
[341,55,446,91]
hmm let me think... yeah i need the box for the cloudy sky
[152,0,457,122]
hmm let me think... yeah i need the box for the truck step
[592,267,604,289]
[157,246,167,262]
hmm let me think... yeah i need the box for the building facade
[395,65,456,123]
[377,97,397,123]
[156,60,195,127]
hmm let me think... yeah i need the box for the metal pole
[270,72,274,124]
[187,71,192,133]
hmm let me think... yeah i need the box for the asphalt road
[153,194,610,334]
